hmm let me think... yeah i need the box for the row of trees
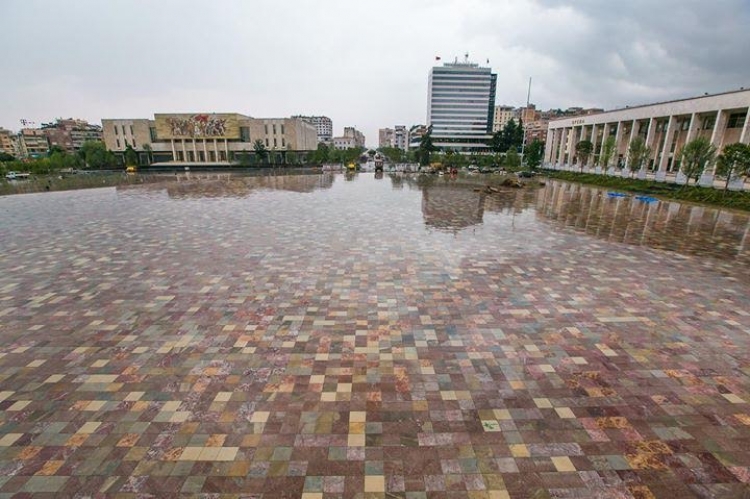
[572,136,750,189]
[0,141,121,176]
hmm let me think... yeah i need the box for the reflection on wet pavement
[0,173,749,498]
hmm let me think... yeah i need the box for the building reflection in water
[398,175,537,233]
[123,173,336,199]
[537,179,750,267]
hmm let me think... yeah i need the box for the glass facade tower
[427,61,497,151]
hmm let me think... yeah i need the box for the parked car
[518,170,536,178]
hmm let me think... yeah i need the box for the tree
[418,127,435,166]
[142,144,153,165]
[575,140,594,171]
[0,151,16,162]
[716,142,750,190]
[505,149,521,169]
[124,145,138,167]
[680,137,717,185]
[599,136,616,169]
[79,141,111,170]
[378,147,404,163]
[626,138,651,178]
[253,139,268,163]
[525,140,544,169]
[490,119,523,153]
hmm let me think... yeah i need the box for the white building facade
[545,89,750,187]
[294,115,333,144]
[427,60,497,151]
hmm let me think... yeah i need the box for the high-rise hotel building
[427,59,497,151]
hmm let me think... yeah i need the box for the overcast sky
[2,0,749,147]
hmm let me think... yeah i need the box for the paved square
[0,174,749,498]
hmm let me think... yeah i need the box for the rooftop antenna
[464,52,470,63]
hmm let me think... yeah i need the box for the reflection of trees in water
[537,180,750,266]
[163,174,335,198]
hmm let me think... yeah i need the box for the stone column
[567,127,576,169]
[699,109,727,186]
[635,117,656,179]
[656,116,676,182]
[544,130,555,165]
[597,123,610,174]
[557,128,568,166]
[181,139,187,162]
[625,120,638,171]
[192,139,198,163]
[739,108,750,144]
[214,139,219,162]
[589,124,598,170]
[203,138,208,163]
[224,138,229,162]
[170,139,176,161]
[612,122,624,174]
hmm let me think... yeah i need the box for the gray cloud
[1,0,748,145]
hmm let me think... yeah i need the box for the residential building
[379,128,394,148]
[293,115,333,144]
[332,127,365,150]
[17,129,49,159]
[41,118,103,153]
[545,88,750,187]
[519,104,540,126]
[378,126,409,150]
[427,57,497,151]
[0,128,16,157]
[492,105,515,132]
[408,124,428,150]
[102,113,318,164]
[393,126,408,150]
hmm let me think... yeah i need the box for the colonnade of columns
[543,106,750,189]
[169,138,231,163]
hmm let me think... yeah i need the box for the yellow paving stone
[552,456,576,472]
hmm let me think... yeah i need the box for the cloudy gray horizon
[2,0,749,148]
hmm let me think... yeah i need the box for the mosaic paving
[0,173,749,498]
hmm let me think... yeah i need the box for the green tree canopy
[716,142,750,190]
[253,139,268,162]
[418,127,435,166]
[599,136,616,168]
[626,137,652,177]
[575,140,594,171]
[680,137,717,185]
[124,145,138,167]
[79,141,113,170]
[525,140,544,169]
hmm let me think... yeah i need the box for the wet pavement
[0,173,749,498]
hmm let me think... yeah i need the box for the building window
[282,138,285,147]
[727,112,746,129]
[273,124,277,135]
[240,127,250,141]
[114,126,119,135]
[116,139,120,148]
[702,117,716,130]
[265,124,268,135]
[121,125,126,135]
[130,125,134,136]
[265,138,269,147]
[273,138,277,147]
[281,124,285,135]
[124,138,129,147]
[133,139,137,147]
[150,127,157,141]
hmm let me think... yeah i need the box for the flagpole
[520,76,532,164]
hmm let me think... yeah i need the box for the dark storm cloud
[519,0,750,108]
